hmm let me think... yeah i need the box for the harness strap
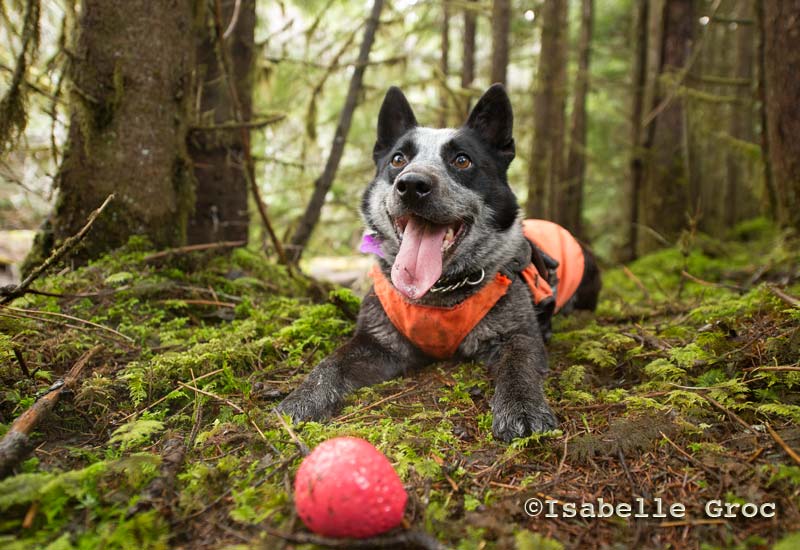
[369,265,512,359]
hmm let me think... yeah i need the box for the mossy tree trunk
[623,0,652,262]
[187,0,254,244]
[490,0,510,86]
[526,0,568,220]
[761,0,800,231]
[34,0,195,265]
[460,0,477,118]
[637,0,693,255]
[438,1,450,128]
[724,0,758,228]
[561,0,594,239]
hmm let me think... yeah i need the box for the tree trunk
[623,0,651,262]
[461,0,477,118]
[637,0,693,255]
[288,0,384,262]
[526,0,568,220]
[40,0,195,264]
[724,0,757,227]
[438,1,450,128]
[754,0,777,220]
[186,0,254,245]
[761,0,800,231]
[490,0,510,85]
[561,0,594,238]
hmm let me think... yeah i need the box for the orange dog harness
[369,219,586,359]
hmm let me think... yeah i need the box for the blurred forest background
[2,0,798,278]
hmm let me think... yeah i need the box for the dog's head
[361,84,522,300]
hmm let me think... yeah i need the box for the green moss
[2,221,799,548]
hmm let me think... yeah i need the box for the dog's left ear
[465,84,515,164]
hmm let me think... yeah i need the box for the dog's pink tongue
[392,217,448,299]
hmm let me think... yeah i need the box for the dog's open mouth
[391,214,467,300]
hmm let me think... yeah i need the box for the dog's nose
[394,173,434,203]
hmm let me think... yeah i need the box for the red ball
[293,436,407,538]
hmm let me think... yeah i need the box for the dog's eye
[452,154,472,170]
[390,153,407,168]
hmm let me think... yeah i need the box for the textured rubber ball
[293,436,407,538]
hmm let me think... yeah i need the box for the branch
[142,240,246,263]
[288,0,385,262]
[189,113,285,131]
[0,194,114,305]
[0,344,103,479]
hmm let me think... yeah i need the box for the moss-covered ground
[1,220,799,549]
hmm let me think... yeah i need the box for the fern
[643,358,686,383]
[108,419,165,451]
[756,403,800,423]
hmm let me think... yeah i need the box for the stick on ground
[0,344,103,479]
[0,194,114,305]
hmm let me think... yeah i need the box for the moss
[2,222,799,548]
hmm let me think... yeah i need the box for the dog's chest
[456,278,540,358]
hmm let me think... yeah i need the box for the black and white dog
[278,84,600,441]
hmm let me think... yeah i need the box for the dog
[278,84,601,441]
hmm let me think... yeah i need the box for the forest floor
[1,219,799,550]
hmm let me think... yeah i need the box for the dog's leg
[483,333,557,442]
[277,331,410,423]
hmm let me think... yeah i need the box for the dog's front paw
[276,387,339,423]
[490,398,557,442]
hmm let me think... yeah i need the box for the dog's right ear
[374,87,417,162]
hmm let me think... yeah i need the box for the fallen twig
[765,423,800,466]
[621,265,653,305]
[768,284,800,308]
[143,240,246,263]
[177,381,267,441]
[2,305,135,344]
[273,409,310,456]
[0,194,114,305]
[157,299,237,308]
[745,365,800,372]
[13,348,30,378]
[263,528,451,550]
[680,270,742,292]
[703,395,752,432]
[0,345,104,479]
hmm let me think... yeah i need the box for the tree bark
[761,0,800,231]
[186,0,254,244]
[724,0,757,227]
[461,0,477,118]
[561,0,594,238]
[288,0,385,262]
[526,0,568,220]
[490,0,511,85]
[438,1,450,128]
[41,0,195,264]
[623,0,651,262]
[637,0,694,255]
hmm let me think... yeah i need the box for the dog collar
[429,269,486,293]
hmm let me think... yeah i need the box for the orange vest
[369,219,585,359]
